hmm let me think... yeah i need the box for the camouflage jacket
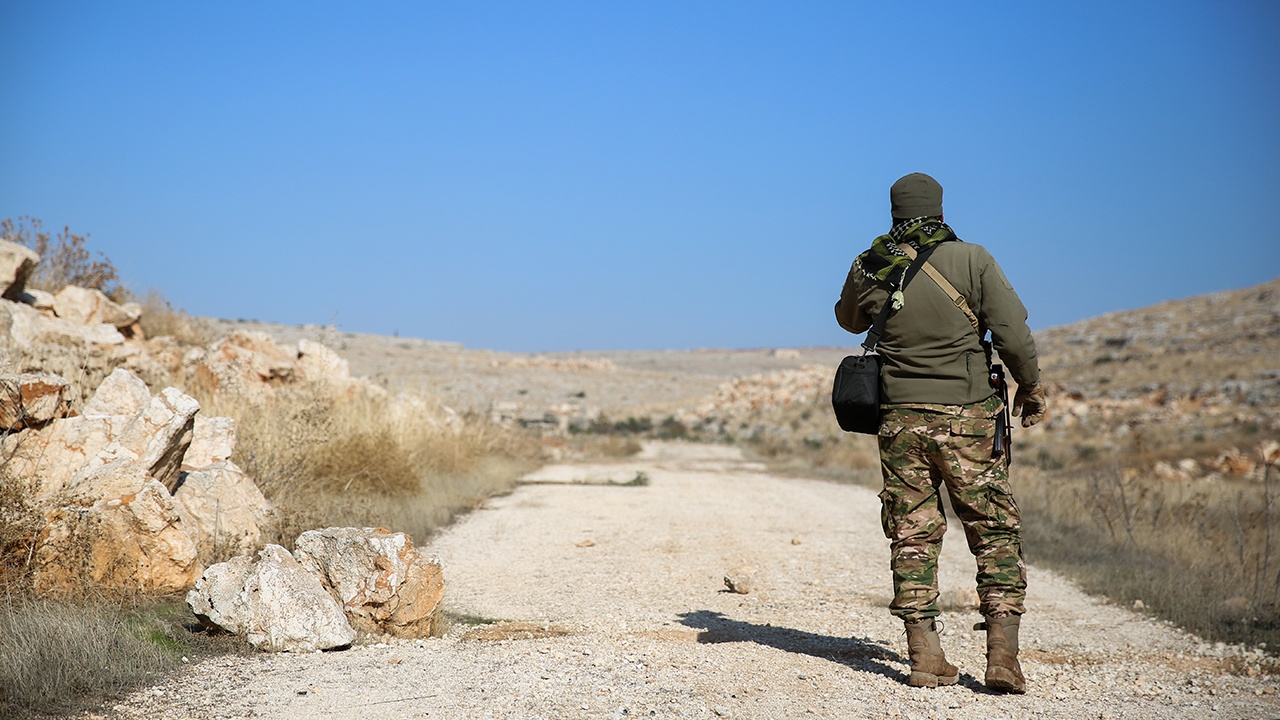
[835,240,1040,406]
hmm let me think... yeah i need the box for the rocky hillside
[210,278,1280,481]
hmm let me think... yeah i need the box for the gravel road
[106,443,1278,720]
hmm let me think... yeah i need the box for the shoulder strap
[897,243,981,334]
[862,244,938,352]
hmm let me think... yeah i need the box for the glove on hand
[1011,383,1047,428]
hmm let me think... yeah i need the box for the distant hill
[1035,277,1279,401]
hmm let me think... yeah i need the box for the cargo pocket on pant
[949,416,996,465]
[878,488,898,539]
[984,479,1022,531]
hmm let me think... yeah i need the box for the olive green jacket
[835,240,1040,406]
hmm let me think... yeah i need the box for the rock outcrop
[293,527,445,638]
[2,367,274,595]
[172,461,271,564]
[0,372,73,430]
[0,296,125,347]
[0,247,402,607]
[32,480,201,596]
[0,239,40,300]
[186,545,357,652]
[6,374,199,499]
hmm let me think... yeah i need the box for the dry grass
[1017,452,1280,650]
[195,385,541,549]
[0,593,182,718]
[136,291,214,345]
[0,462,42,592]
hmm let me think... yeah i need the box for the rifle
[989,363,1012,466]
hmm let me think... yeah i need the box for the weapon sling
[896,244,1013,464]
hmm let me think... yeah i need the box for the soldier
[835,173,1047,693]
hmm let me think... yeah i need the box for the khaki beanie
[890,173,943,219]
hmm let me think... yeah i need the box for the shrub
[0,216,121,297]
[136,291,213,345]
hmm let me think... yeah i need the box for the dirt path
[107,443,1277,719]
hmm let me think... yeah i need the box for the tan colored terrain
[96,279,1280,719]
[107,442,1277,719]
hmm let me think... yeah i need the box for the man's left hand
[1012,383,1047,428]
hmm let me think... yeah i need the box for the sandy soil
[104,443,1277,720]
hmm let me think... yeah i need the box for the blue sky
[2,2,1277,352]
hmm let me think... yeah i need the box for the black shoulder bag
[831,245,938,434]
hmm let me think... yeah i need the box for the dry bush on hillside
[0,462,41,592]
[136,291,213,345]
[1,216,122,297]
[196,385,540,548]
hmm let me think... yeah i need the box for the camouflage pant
[876,397,1026,622]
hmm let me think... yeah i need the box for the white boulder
[183,415,237,468]
[186,545,356,652]
[293,527,445,638]
[82,367,152,418]
[52,285,141,328]
[116,386,199,491]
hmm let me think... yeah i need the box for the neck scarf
[853,217,960,309]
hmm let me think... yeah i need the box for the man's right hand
[1012,383,1047,427]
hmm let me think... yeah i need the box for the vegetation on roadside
[1017,447,1280,653]
[195,385,541,552]
[0,216,544,714]
[748,398,1280,655]
[0,593,243,718]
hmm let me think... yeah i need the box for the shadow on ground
[675,610,992,691]
[676,610,905,683]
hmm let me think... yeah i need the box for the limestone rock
[0,239,39,300]
[296,339,351,383]
[724,566,756,594]
[0,298,125,347]
[116,386,199,491]
[82,367,152,418]
[5,413,134,498]
[0,372,72,430]
[32,479,201,595]
[64,444,155,502]
[293,527,445,638]
[193,331,296,398]
[183,415,237,468]
[16,288,56,314]
[172,461,271,563]
[52,285,141,328]
[186,545,356,652]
